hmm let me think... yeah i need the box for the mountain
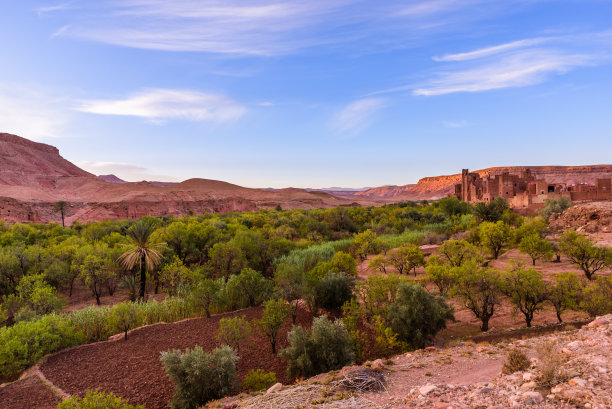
[0,133,365,224]
[355,165,612,200]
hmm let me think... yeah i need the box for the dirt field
[0,376,61,409]
[35,306,312,409]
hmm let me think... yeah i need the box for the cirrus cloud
[75,88,246,123]
[332,98,386,136]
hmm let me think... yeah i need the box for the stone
[419,385,437,395]
[520,381,537,390]
[522,372,534,381]
[569,378,587,388]
[588,318,607,328]
[522,391,543,405]
[371,359,385,370]
[266,383,283,394]
[479,387,493,394]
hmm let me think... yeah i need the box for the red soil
[38,306,312,409]
[0,376,61,409]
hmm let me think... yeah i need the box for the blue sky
[1,1,612,188]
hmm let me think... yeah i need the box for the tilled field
[36,306,312,409]
[0,376,60,409]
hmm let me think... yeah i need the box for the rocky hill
[355,165,612,200]
[0,133,363,224]
[212,315,612,409]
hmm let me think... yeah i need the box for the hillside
[211,316,612,409]
[0,133,364,224]
[355,165,612,200]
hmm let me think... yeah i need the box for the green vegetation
[217,315,252,354]
[57,390,144,409]
[242,369,277,392]
[257,299,291,353]
[281,316,355,379]
[558,230,612,280]
[160,345,238,409]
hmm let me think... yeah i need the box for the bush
[315,272,355,312]
[386,283,454,349]
[257,299,291,353]
[68,306,111,342]
[536,341,565,387]
[217,315,252,354]
[160,345,238,409]
[57,390,144,409]
[579,276,612,317]
[502,348,531,374]
[107,302,140,340]
[0,314,83,378]
[242,369,277,392]
[281,316,355,379]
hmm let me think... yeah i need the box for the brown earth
[355,165,612,200]
[0,376,61,409]
[0,133,369,224]
[549,201,612,234]
[36,306,313,409]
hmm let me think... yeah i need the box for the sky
[1,1,612,188]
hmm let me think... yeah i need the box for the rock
[520,381,537,390]
[522,391,543,405]
[569,377,587,387]
[550,386,563,394]
[588,317,608,328]
[522,372,534,381]
[479,387,493,394]
[425,346,437,352]
[419,384,437,395]
[266,383,283,394]
[371,359,385,370]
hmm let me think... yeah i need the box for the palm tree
[54,201,66,227]
[118,220,165,300]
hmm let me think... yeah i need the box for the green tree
[540,196,572,220]
[257,299,291,353]
[518,233,553,265]
[107,302,140,340]
[438,239,482,267]
[280,316,354,379]
[356,274,405,318]
[503,268,549,327]
[351,229,380,261]
[192,279,221,318]
[479,221,511,259]
[548,272,582,322]
[208,241,246,279]
[161,345,238,409]
[424,256,457,296]
[230,268,273,307]
[558,230,611,280]
[386,282,454,349]
[368,254,387,273]
[330,251,357,276]
[579,276,612,317]
[451,264,502,331]
[315,272,355,313]
[217,315,252,354]
[273,263,305,323]
[118,220,165,300]
[404,244,425,276]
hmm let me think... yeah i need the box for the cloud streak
[76,161,178,182]
[46,0,542,55]
[75,89,246,122]
[332,98,386,135]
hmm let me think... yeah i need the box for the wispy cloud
[46,0,541,55]
[332,98,386,136]
[0,84,69,141]
[432,37,553,62]
[415,49,594,96]
[76,161,178,182]
[75,89,246,122]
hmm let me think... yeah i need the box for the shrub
[579,276,612,317]
[57,390,144,409]
[242,369,277,392]
[386,283,454,349]
[330,251,357,276]
[502,268,549,328]
[536,341,565,387]
[502,348,531,374]
[217,315,252,354]
[281,316,355,379]
[315,272,355,312]
[257,299,291,353]
[0,314,83,378]
[161,345,238,409]
[107,302,140,340]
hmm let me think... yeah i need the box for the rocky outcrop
[549,201,612,233]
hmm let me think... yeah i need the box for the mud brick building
[455,168,612,209]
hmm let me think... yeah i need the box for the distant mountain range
[1,132,611,224]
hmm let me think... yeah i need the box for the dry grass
[502,348,531,374]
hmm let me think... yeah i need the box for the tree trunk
[61,210,65,228]
[481,317,489,332]
[95,293,101,306]
[124,329,128,340]
[525,314,532,328]
[271,339,276,354]
[556,310,563,323]
[292,299,298,324]
[139,254,147,300]
[532,258,536,266]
